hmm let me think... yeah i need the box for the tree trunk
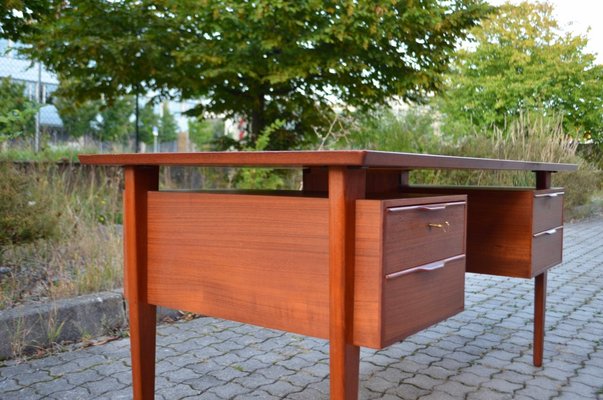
[250,93,265,145]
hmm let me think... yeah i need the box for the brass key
[428,221,450,232]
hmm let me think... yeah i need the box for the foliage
[0,78,39,142]
[188,117,223,151]
[6,0,491,148]
[438,1,603,142]
[0,163,58,249]
[158,103,178,143]
[236,119,285,190]
[137,101,158,145]
[345,107,440,153]
[95,96,134,144]
[54,96,99,138]
[54,94,135,145]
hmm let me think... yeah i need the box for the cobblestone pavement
[1,217,602,400]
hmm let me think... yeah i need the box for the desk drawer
[533,191,564,233]
[382,255,465,345]
[354,195,467,349]
[384,201,466,274]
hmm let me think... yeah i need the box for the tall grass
[0,163,123,309]
[345,110,601,216]
[417,115,601,214]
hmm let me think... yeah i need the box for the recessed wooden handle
[387,201,465,213]
[533,226,563,237]
[385,254,465,280]
[534,192,564,198]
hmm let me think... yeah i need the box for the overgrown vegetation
[341,109,602,218]
[0,163,123,310]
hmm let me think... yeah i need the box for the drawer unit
[147,191,468,350]
[401,187,565,278]
[354,195,467,349]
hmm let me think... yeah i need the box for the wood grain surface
[146,192,331,339]
[123,166,159,400]
[79,150,577,172]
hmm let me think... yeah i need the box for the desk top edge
[78,150,577,172]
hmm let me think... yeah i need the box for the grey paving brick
[481,377,523,393]
[466,388,514,400]
[385,383,430,399]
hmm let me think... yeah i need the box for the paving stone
[433,380,474,398]
[466,388,514,400]
[206,381,250,398]
[515,385,559,399]
[262,380,306,397]
[385,383,430,399]
[403,374,445,391]
[45,386,91,400]
[481,377,523,393]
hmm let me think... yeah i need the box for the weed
[0,162,123,309]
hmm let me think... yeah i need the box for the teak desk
[79,151,577,400]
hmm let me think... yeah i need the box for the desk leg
[124,166,159,400]
[328,167,365,400]
[533,170,551,367]
[534,272,547,367]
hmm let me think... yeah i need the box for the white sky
[488,0,603,64]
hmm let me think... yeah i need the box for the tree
[5,0,491,148]
[438,1,603,142]
[158,103,178,143]
[137,102,159,145]
[0,77,39,142]
[54,96,100,138]
[188,118,222,151]
[95,96,133,144]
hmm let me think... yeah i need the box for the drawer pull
[534,192,564,198]
[533,226,563,237]
[388,201,466,213]
[385,254,465,280]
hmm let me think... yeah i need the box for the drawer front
[384,201,466,275]
[532,226,563,276]
[533,191,564,234]
[382,256,465,347]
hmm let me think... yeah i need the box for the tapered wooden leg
[534,271,547,367]
[129,302,157,399]
[328,167,366,400]
[533,170,551,367]
[124,166,159,399]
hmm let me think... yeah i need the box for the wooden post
[328,167,366,400]
[124,166,159,399]
[533,171,551,367]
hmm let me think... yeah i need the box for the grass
[345,111,602,216]
[0,162,123,310]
